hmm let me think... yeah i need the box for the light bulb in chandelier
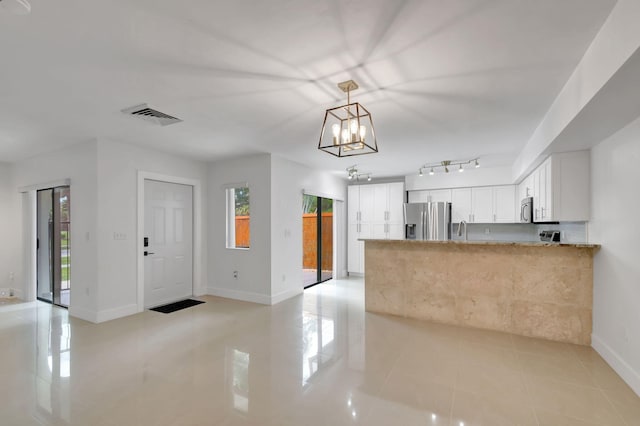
[350,120,358,142]
[341,128,349,144]
[458,164,464,173]
[367,175,372,182]
[475,159,480,168]
[429,168,435,176]
[331,124,340,145]
[418,169,423,177]
[359,125,366,142]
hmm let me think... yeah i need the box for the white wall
[208,154,272,303]
[270,155,346,302]
[0,162,20,294]
[590,115,640,396]
[10,139,208,322]
[513,0,640,181]
[12,141,99,320]
[95,139,208,320]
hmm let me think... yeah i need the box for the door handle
[144,251,155,256]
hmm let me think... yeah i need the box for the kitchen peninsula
[364,239,599,345]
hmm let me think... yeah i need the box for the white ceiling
[0,0,617,178]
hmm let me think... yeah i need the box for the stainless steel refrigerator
[403,202,451,240]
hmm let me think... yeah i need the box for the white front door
[144,180,193,308]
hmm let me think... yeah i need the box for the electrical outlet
[113,232,127,240]
[233,271,238,279]
[484,228,491,235]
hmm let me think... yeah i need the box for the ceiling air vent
[121,104,182,126]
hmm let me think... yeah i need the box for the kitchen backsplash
[449,222,588,243]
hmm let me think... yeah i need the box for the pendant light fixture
[318,80,378,157]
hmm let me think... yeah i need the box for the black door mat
[150,299,205,314]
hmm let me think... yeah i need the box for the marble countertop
[360,238,600,249]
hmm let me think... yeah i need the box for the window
[226,186,250,249]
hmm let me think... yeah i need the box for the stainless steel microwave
[520,197,533,223]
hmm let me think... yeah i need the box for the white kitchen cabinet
[348,182,405,274]
[472,186,493,223]
[531,157,550,222]
[452,186,516,224]
[521,151,590,222]
[518,174,533,201]
[493,185,516,222]
[347,223,361,273]
[429,189,452,203]
[407,189,452,203]
[451,188,472,223]
[387,183,405,225]
[347,186,372,275]
[370,182,405,239]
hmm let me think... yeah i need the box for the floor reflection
[3,278,620,425]
[35,308,71,424]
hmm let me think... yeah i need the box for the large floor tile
[0,277,639,426]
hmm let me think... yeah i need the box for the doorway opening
[302,195,333,289]
[36,186,71,308]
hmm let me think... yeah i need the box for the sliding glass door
[302,195,333,288]
[37,186,71,307]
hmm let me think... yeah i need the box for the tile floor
[1,278,639,425]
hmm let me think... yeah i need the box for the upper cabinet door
[372,184,389,223]
[471,187,493,223]
[493,185,516,223]
[407,190,429,203]
[387,182,405,224]
[543,159,553,220]
[358,185,375,223]
[451,188,472,223]
[347,185,359,224]
[429,189,452,203]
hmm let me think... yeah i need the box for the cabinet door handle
[493,214,496,222]
[469,214,472,222]
[541,207,545,219]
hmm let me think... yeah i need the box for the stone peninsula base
[364,240,598,345]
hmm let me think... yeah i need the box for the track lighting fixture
[346,165,372,182]
[418,158,480,176]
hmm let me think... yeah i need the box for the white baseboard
[95,304,139,323]
[193,286,207,297]
[69,306,99,323]
[592,334,640,397]
[207,286,271,305]
[271,288,302,305]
